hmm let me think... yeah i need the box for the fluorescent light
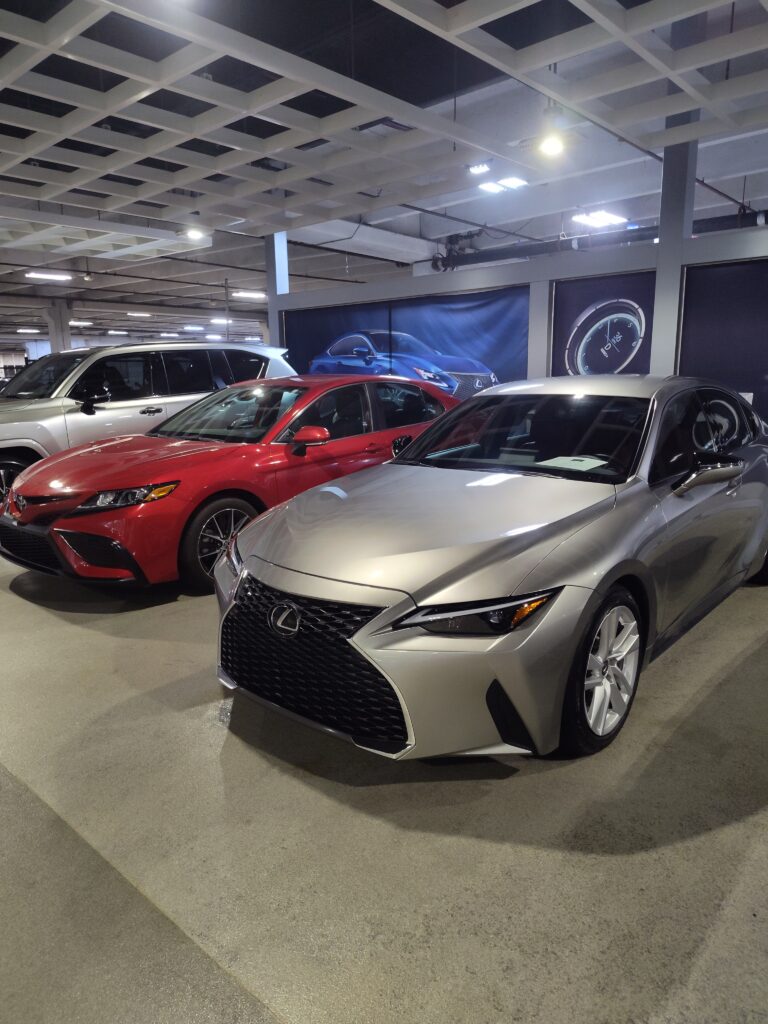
[108,330,128,336]
[183,325,204,331]
[25,271,72,281]
[69,319,93,327]
[572,210,628,228]
[231,290,266,300]
[186,228,205,241]
[468,162,490,175]
[479,182,505,194]
[160,332,179,337]
[17,328,40,334]
[244,336,263,341]
[539,133,564,157]
[210,318,232,325]
[653,237,660,244]
[498,176,527,190]
[206,333,222,340]
[126,311,151,318]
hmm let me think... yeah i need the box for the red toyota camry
[0,375,455,588]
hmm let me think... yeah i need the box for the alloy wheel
[583,605,641,736]
[0,464,21,502]
[197,508,250,577]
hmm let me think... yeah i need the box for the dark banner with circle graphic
[680,260,768,418]
[283,285,530,398]
[551,272,655,377]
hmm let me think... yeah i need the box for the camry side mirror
[292,425,330,455]
[80,388,110,415]
[391,434,413,458]
[674,456,744,495]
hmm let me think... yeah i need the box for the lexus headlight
[411,367,446,384]
[77,481,179,511]
[395,591,557,636]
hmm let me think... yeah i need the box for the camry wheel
[179,497,258,591]
[560,586,644,756]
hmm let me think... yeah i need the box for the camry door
[64,352,167,447]
[647,390,755,637]
[272,384,380,500]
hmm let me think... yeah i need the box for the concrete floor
[0,560,766,1024]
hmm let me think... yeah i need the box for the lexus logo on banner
[267,602,302,639]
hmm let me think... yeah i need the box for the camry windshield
[152,384,305,443]
[2,352,88,399]
[368,332,436,358]
[397,393,650,482]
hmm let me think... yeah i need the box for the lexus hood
[237,463,616,604]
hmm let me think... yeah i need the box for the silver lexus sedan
[214,376,768,760]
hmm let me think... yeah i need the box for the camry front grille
[451,373,495,399]
[0,521,60,573]
[220,575,408,752]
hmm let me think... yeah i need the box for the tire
[179,497,259,592]
[559,586,645,757]
[0,457,34,501]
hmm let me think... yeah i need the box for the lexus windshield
[152,384,305,444]
[368,331,436,358]
[2,352,88,399]
[397,393,650,482]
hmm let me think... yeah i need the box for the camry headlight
[395,591,557,636]
[224,532,243,575]
[411,367,447,384]
[77,481,179,511]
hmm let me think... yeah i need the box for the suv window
[162,349,214,395]
[69,353,161,402]
[278,384,372,441]
[329,335,372,357]
[225,349,268,383]
[700,388,751,452]
[373,381,443,429]
[649,392,715,485]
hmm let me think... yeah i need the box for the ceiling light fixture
[206,333,222,340]
[231,290,266,300]
[69,319,93,327]
[108,330,128,335]
[478,182,505,194]
[572,210,628,228]
[126,312,151,318]
[497,177,528,190]
[210,318,232,325]
[186,227,206,241]
[160,332,179,337]
[17,328,40,334]
[468,162,490,175]
[25,271,73,281]
[183,325,204,331]
[539,133,565,157]
[244,335,263,341]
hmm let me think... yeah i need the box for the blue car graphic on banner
[309,330,499,400]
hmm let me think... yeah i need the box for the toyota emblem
[267,602,301,638]
[14,492,26,512]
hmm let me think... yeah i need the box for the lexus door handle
[140,406,163,415]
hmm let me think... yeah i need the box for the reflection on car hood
[238,463,616,603]
[413,352,493,375]
[15,434,259,493]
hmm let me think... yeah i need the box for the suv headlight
[77,481,179,512]
[394,591,557,636]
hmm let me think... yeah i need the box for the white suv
[0,341,295,496]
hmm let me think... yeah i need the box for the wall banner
[283,285,529,399]
[552,271,656,377]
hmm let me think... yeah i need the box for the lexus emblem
[267,602,301,638]
[474,378,484,390]
[14,492,26,512]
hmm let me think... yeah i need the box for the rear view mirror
[674,456,744,495]
[391,434,413,458]
[292,425,330,454]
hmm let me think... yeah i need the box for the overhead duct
[288,220,437,264]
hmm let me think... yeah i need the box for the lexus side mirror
[352,346,369,358]
[292,425,330,454]
[391,434,413,458]
[674,456,744,495]
[80,388,110,415]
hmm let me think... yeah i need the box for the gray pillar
[264,232,289,346]
[650,15,707,375]
[42,299,72,353]
[527,280,552,379]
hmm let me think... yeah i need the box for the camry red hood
[15,434,258,496]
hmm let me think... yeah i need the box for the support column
[264,232,289,346]
[650,15,707,375]
[42,299,72,353]
[527,279,552,379]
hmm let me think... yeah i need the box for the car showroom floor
[1,560,766,1024]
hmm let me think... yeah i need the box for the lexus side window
[649,393,714,485]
